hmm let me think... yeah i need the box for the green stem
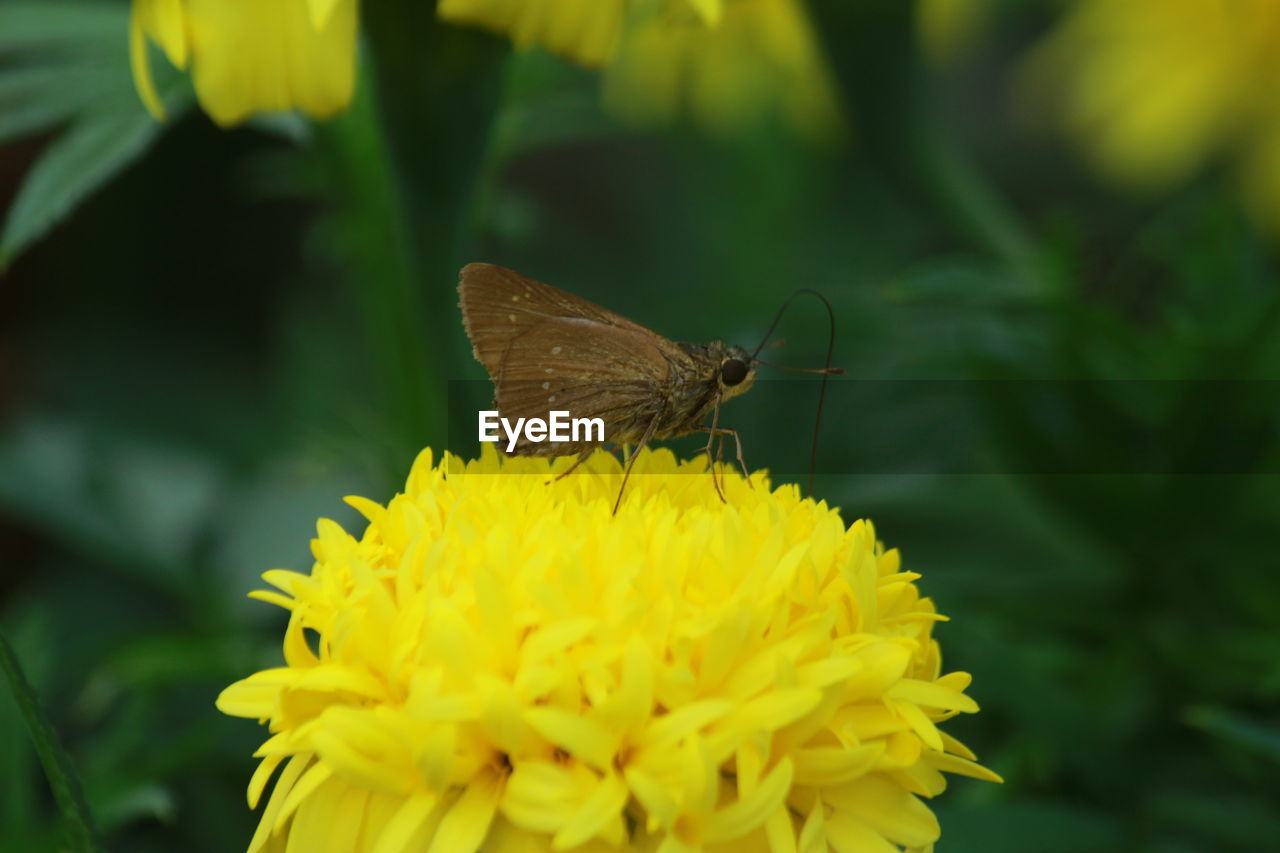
[0,630,101,851]
[317,91,436,478]
[357,1,507,464]
[806,0,1048,293]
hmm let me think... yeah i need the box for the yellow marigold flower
[130,0,359,127]
[1027,0,1280,228]
[218,446,1000,852]
[438,0,843,140]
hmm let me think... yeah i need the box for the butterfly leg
[549,448,595,483]
[702,398,728,503]
[694,427,752,490]
[700,429,724,503]
[613,413,662,515]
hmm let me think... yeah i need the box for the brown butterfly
[457,262,840,512]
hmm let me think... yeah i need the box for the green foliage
[1,1,1278,851]
[1186,708,1280,766]
[0,0,190,265]
[0,630,101,851]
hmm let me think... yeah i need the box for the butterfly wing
[458,263,693,455]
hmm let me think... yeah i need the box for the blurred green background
[3,0,1279,851]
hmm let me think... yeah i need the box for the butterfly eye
[720,358,749,386]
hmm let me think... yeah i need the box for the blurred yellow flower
[218,446,999,852]
[1028,0,1280,228]
[918,0,989,63]
[438,0,627,67]
[438,0,843,140]
[130,0,359,127]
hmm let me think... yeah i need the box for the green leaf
[0,631,102,852]
[0,65,123,142]
[0,416,225,587]
[0,1,126,48]
[1,108,166,264]
[0,1,137,145]
[0,0,193,265]
[1185,706,1280,764]
[95,784,176,833]
[0,607,49,840]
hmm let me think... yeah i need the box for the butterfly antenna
[751,289,839,497]
[755,359,844,375]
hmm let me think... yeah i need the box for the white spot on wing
[508,313,516,322]
[542,381,550,390]
[552,346,562,355]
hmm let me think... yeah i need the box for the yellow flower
[918,0,990,63]
[437,0,628,68]
[438,0,843,140]
[1026,0,1280,228]
[218,446,1000,852]
[130,0,359,127]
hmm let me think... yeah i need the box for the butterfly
[458,262,840,512]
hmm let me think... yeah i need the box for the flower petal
[427,770,503,853]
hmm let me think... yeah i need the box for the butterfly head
[715,343,758,400]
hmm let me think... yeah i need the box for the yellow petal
[129,11,166,120]
[885,679,979,714]
[427,770,503,853]
[792,744,882,787]
[624,766,678,830]
[926,751,1004,784]
[501,761,577,834]
[248,754,286,810]
[285,775,367,853]
[888,698,944,753]
[642,700,735,750]
[598,636,655,733]
[684,0,723,27]
[824,813,898,853]
[309,710,416,795]
[344,495,386,524]
[183,0,358,127]
[307,0,345,29]
[553,772,628,849]
[718,689,822,735]
[525,708,618,773]
[438,0,625,68]
[825,776,940,848]
[274,761,333,833]
[249,590,297,610]
[248,755,311,853]
[217,669,294,719]
[149,0,189,67]
[373,792,441,853]
[765,806,798,853]
[703,758,794,844]
[797,800,826,853]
